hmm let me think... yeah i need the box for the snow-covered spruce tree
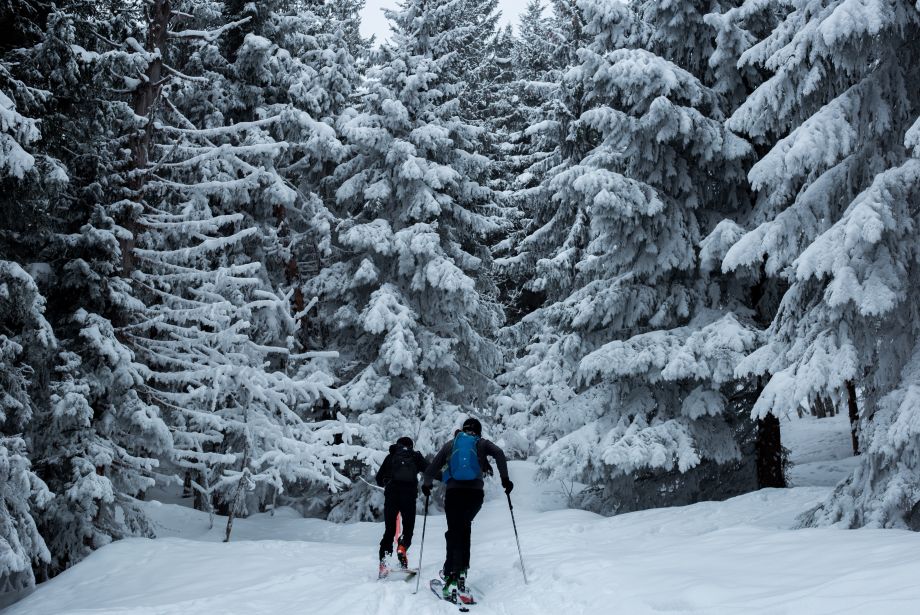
[35,314,172,573]
[214,0,361,353]
[3,3,166,578]
[420,0,506,251]
[505,0,561,141]
[485,4,551,327]
[497,0,766,512]
[310,0,505,518]
[104,0,368,536]
[477,24,516,192]
[495,0,626,439]
[491,0,599,457]
[795,119,920,528]
[491,0,593,338]
[444,0,501,123]
[698,0,792,487]
[0,60,58,589]
[319,0,372,61]
[0,264,52,592]
[0,0,69,272]
[500,0,557,159]
[514,0,556,82]
[3,4,178,577]
[712,0,920,527]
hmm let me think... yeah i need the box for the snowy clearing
[783,412,862,488]
[8,452,920,615]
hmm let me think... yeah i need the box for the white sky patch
[360,0,533,43]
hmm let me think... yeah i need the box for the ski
[429,579,476,611]
[378,567,418,581]
[392,568,419,581]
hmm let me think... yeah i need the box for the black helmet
[462,417,482,436]
[396,436,414,449]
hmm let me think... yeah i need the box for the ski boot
[378,559,389,580]
[457,569,474,605]
[441,572,459,603]
[396,544,409,569]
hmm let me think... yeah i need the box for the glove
[502,478,514,494]
[422,484,432,497]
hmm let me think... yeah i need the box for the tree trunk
[846,380,860,456]
[123,0,171,274]
[756,413,785,488]
[224,506,236,543]
[182,471,192,498]
[812,396,836,419]
[812,396,827,418]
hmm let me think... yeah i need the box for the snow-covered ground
[7,416,920,615]
[783,412,862,487]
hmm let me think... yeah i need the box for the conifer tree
[23,3,178,575]
[492,0,593,450]
[716,0,920,527]
[701,0,791,487]
[498,0,765,512]
[98,0,368,535]
[0,0,366,576]
[0,262,52,593]
[310,0,505,489]
[214,0,361,350]
[492,0,591,317]
[0,2,179,576]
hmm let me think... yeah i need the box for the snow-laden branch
[168,17,252,43]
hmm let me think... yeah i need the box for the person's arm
[375,454,391,487]
[482,440,509,480]
[423,441,452,488]
[482,440,513,493]
[414,450,427,474]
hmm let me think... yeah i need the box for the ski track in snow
[7,418,920,615]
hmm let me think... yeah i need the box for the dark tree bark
[812,397,826,418]
[846,380,860,456]
[182,471,193,498]
[811,396,836,419]
[756,413,785,488]
[123,0,171,275]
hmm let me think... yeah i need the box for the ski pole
[507,492,528,584]
[413,494,430,594]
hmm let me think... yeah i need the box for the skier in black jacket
[376,436,427,576]
[422,417,512,603]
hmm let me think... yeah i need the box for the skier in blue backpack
[422,417,513,604]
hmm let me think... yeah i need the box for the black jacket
[423,437,509,491]
[375,444,428,488]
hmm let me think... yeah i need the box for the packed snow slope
[7,415,920,615]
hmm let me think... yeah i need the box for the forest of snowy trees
[2,0,919,594]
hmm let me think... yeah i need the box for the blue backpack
[443,432,481,481]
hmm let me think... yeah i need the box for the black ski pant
[442,488,484,576]
[379,483,418,560]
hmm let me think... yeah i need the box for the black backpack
[390,446,418,482]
